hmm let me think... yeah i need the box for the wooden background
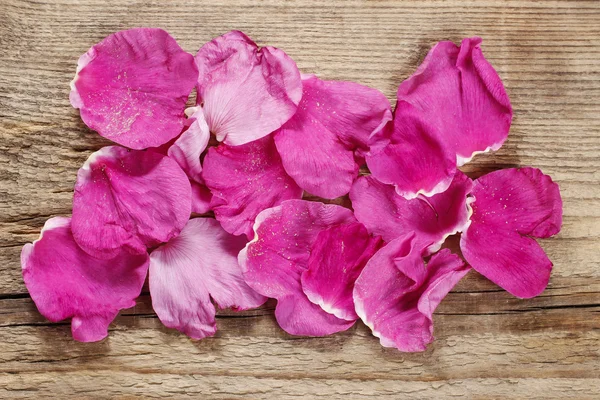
[1,0,599,398]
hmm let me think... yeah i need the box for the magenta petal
[239,200,356,336]
[366,106,456,199]
[149,218,266,339]
[460,167,562,298]
[72,146,192,259]
[351,171,474,253]
[21,217,149,342]
[397,37,512,165]
[274,75,392,198]
[70,28,198,149]
[300,223,382,321]
[203,135,303,238]
[195,31,302,146]
[354,234,469,352]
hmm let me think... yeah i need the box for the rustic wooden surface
[1,0,599,398]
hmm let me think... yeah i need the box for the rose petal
[274,75,392,198]
[300,223,382,321]
[350,170,474,253]
[397,37,512,165]
[70,28,198,149]
[354,234,469,352]
[72,146,192,259]
[21,217,149,342]
[366,105,456,199]
[195,31,302,146]
[149,218,266,339]
[239,200,356,336]
[203,135,303,238]
[460,167,562,298]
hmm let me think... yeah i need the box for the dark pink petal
[239,200,356,336]
[366,106,456,199]
[70,28,198,150]
[203,135,303,238]
[21,217,149,342]
[397,37,512,165]
[300,223,382,321]
[274,75,392,198]
[72,146,192,259]
[350,171,474,253]
[195,31,302,146]
[149,218,266,339]
[460,167,562,298]
[354,234,469,352]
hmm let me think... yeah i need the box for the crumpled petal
[274,75,392,198]
[350,170,474,253]
[21,217,149,342]
[167,107,213,214]
[72,146,192,259]
[300,223,383,321]
[239,200,357,336]
[366,105,456,199]
[149,218,266,339]
[460,167,562,298]
[195,31,302,146]
[203,135,303,238]
[398,37,513,166]
[70,28,198,149]
[353,233,469,352]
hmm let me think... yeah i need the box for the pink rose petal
[239,200,356,336]
[195,31,302,146]
[300,223,383,321]
[350,170,474,253]
[274,75,392,198]
[70,28,198,149]
[203,135,303,238]
[149,218,266,339]
[354,234,469,352]
[398,37,512,165]
[72,146,192,259]
[460,167,562,298]
[21,217,149,342]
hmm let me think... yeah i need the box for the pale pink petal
[168,107,210,183]
[196,31,302,146]
[149,218,266,339]
[239,200,356,336]
[72,146,192,259]
[300,223,382,321]
[460,167,562,298]
[203,135,302,238]
[21,217,149,342]
[354,234,469,352]
[70,28,198,149]
[274,75,392,198]
[366,106,456,199]
[397,37,512,165]
[350,171,474,253]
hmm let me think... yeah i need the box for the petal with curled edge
[203,135,303,239]
[353,234,469,352]
[72,146,192,259]
[195,31,302,146]
[274,75,392,199]
[460,167,562,298]
[21,217,149,342]
[70,28,198,149]
[239,200,356,336]
[350,170,474,254]
[149,218,266,339]
[300,223,383,321]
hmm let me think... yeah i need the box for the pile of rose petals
[21,28,563,351]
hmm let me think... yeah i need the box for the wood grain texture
[1,0,599,398]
